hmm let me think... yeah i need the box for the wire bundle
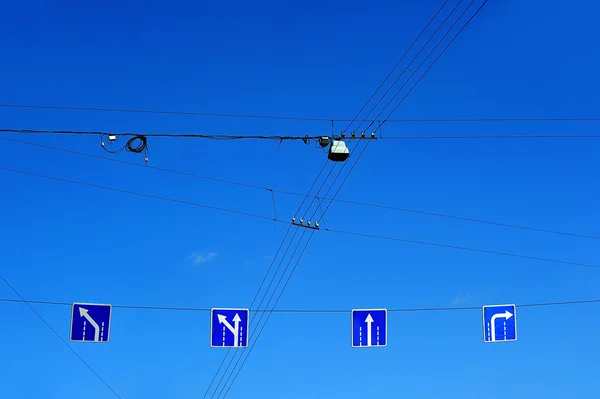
[200,1,491,398]
[100,133,149,162]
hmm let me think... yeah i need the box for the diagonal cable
[0,273,122,398]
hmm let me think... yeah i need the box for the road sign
[352,309,387,347]
[211,308,249,348]
[70,303,112,342]
[483,304,517,342]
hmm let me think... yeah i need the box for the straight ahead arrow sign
[365,314,374,347]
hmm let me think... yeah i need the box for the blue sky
[1,0,600,398]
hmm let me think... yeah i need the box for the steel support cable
[323,227,600,269]
[316,1,479,220]
[201,119,331,397]
[348,0,464,135]
[207,13,417,391]
[2,103,600,124]
[3,128,600,141]
[201,224,293,398]
[3,136,596,241]
[302,1,454,221]
[205,6,449,389]
[373,0,489,132]
[3,297,600,314]
[0,273,122,398]
[1,166,595,268]
[338,0,453,134]
[202,137,330,396]
[0,166,286,224]
[213,3,467,395]
[219,230,316,398]
[206,225,304,398]
[223,5,491,393]
[294,158,333,218]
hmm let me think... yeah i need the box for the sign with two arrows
[210,308,249,348]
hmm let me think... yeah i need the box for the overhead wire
[317,0,483,221]
[346,0,460,134]
[1,136,597,241]
[320,0,489,219]
[321,0,480,220]
[323,227,600,269]
[3,296,600,313]
[0,273,122,398]
[335,0,452,136]
[200,223,294,399]
[3,128,599,141]
[3,103,600,124]
[216,1,491,397]
[0,1,593,396]
[206,2,457,393]
[383,134,600,139]
[300,0,456,222]
[217,229,315,399]
[1,166,596,269]
[0,128,324,143]
[376,0,490,131]
[201,154,327,398]
[0,166,286,224]
[302,0,454,230]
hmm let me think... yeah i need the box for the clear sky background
[1,0,600,398]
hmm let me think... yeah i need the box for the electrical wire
[2,296,600,313]
[0,128,324,143]
[201,223,294,399]
[383,134,600,139]
[214,229,313,399]
[3,129,599,141]
[3,103,600,124]
[338,0,452,135]
[302,0,454,227]
[344,0,461,135]
[317,0,483,222]
[214,4,446,395]
[0,166,288,224]
[321,0,489,220]
[195,10,440,389]
[300,0,455,221]
[0,273,122,398]
[323,227,600,269]
[376,0,489,131]
[6,136,596,241]
[217,2,492,397]
[2,166,596,269]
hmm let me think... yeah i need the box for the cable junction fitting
[291,216,320,230]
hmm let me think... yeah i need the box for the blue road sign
[70,303,112,342]
[483,304,517,342]
[211,308,249,348]
[352,309,387,347]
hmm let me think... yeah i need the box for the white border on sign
[69,302,112,343]
[350,308,388,348]
[210,308,250,348]
[481,304,517,343]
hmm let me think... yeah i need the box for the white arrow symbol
[365,314,374,347]
[490,310,513,342]
[79,307,100,342]
[218,313,241,347]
